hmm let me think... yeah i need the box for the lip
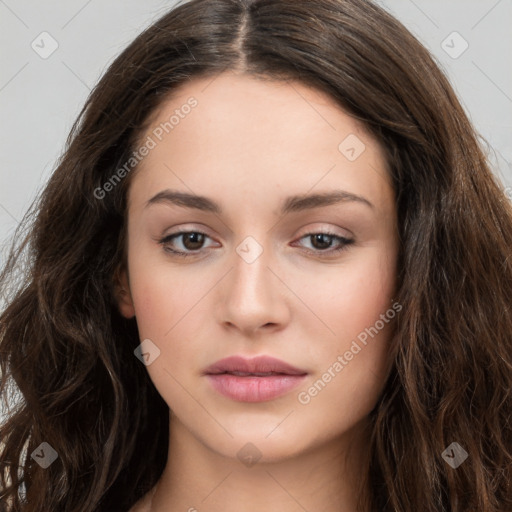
[203,355,308,403]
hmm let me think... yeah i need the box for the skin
[115,70,399,512]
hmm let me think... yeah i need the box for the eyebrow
[144,189,374,214]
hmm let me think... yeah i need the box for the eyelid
[295,223,353,239]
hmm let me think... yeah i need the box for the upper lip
[203,355,308,376]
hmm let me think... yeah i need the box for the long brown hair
[1,0,512,510]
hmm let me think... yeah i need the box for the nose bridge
[231,234,272,304]
[220,233,286,331]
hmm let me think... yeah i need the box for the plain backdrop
[0,1,511,416]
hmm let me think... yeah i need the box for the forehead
[128,71,393,213]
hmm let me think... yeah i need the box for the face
[116,71,399,463]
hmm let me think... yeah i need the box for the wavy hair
[1,0,512,510]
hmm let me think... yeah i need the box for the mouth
[214,371,296,376]
[203,355,307,376]
[203,355,308,402]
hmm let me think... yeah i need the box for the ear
[113,267,136,319]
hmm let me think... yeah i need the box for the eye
[158,229,354,259]
[293,231,354,256]
[158,230,215,258]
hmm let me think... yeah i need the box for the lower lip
[205,373,307,402]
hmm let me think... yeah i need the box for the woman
[1,0,511,510]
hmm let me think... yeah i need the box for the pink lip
[203,355,308,403]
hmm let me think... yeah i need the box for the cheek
[127,267,208,411]
[129,262,201,339]
[129,278,168,339]
[296,248,396,402]
[303,247,397,348]
[128,262,214,376]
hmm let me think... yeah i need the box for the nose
[216,237,290,336]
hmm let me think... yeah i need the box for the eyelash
[158,230,354,258]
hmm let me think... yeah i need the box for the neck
[149,411,373,512]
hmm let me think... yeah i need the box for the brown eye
[159,231,213,257]
[180,232,206,250]
[309,233,335,250]
[295,232,354,256]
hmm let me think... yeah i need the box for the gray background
[0,1,511,414]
